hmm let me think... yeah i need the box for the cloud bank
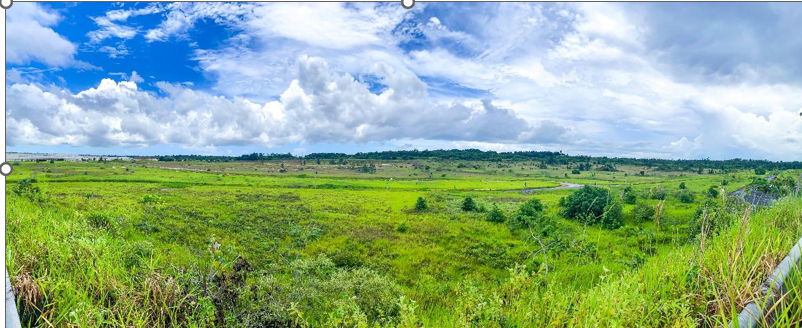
[6,2,802,160]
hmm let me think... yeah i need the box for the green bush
[649,185,666,200]
[508,199,547,231]
[602,201,623,229]
[678,191,695,204]
[631,202,655,222]
[414,197,428,211]
[396,221,409,233]
[621,186,637,204]
[560,186,617,228]
[707,186,720,198]
[679,182,686,189]
[13,178,42,202]
[519,199,544,216]
[323,268,403,322]
[461,196,477,212]
[87,211,117,231]
[486,204,505,223]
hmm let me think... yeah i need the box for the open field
[6,157,802,327]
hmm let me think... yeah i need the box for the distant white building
[6,152,131,162]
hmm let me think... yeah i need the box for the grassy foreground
[5,161,802,327]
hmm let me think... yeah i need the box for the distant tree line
[156,153,295,162]
[151,149,802,171]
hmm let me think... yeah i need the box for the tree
[519,199,544,215]
[571,169,581,174]
[707,186,720,198]
[602,201,623,229]
[621,186,637,204]
[649,185,666,200]
[486,204,505,223]
[461,196,477,212]
[509,200,557,237]
[414,197,428,211]
[679,182,686,189]
[688,200,733,240]
[560,186,613,227]
[678,190,695,204]
[631,202,655,222]
[755,167,766,175]
[508,199,544,231]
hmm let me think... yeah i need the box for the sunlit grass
[6,160,801,327]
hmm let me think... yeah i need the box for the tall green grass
[6,164,802,327]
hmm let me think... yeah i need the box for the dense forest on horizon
[150,149,802,171]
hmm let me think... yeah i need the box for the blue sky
[6,2,802,159]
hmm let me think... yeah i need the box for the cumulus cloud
[7,56,562,149]
[7,3,78,67]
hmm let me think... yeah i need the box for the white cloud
[98,44,129,58]
[144,2,252,42]
[87,17,137,43]
[7,56,563,149]
[244,3,407,49]
[7,3,77,67]
[9,2,802,160]
[87,4,165,43]
[129,71,144,83]
[107,71,144,83]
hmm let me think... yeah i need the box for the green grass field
[6,159,802,327]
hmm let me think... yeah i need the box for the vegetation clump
[621,186,637,204]
[87,211,117,231]
[559,186,622,229]
[485,204,506,223]
[678,190,695,204]
[461,196,477,212]
[508,199,547,231]
[649,185,666,200]
[414,197,428,211]
[707,186,720,198]
[631,202,656,222]
[13,178,42,202]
